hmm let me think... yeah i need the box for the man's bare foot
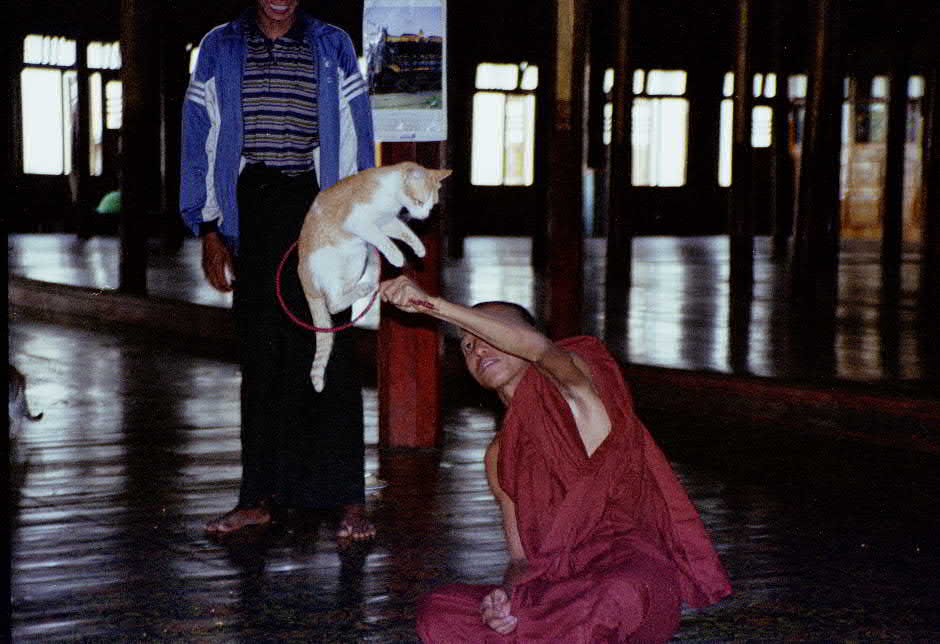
[205,506,272,535]
[336,504,375,541]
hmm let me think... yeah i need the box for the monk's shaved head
[471,301,536,328]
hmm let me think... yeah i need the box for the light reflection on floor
[9,233,931,383]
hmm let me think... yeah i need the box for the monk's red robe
[417,337,731,643]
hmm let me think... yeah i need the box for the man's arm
[180,35,218,238]
[180,32,233,293]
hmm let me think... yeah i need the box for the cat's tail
[310,306,334,393]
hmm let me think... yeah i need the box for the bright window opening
[603,68,689,187]
[21,68,66,175]
[89,72,104,176]
[88,41,121,70]
[471,62,537,186]
[20,34,78,175]
[718,72,778,186]
[187,43,200,74]
[23,34,76,66]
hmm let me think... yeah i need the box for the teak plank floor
[9,317,939,642]
[8,233,940,641]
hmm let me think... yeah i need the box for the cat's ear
[435,169,453,181]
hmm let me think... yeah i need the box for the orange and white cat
[297,161,451,391]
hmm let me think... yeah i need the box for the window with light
[603,68,689,187]
[471,62,538,187]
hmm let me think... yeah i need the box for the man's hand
[479,587,518,635]
[201,231,234,292]
[379,275,436,314]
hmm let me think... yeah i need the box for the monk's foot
[205,505,272,536]
[336,504,375,542]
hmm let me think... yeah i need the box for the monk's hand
[379,275,436,314]
[202,231,234,293]
[479,587,518,635]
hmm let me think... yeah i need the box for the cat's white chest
[308,236,369,294]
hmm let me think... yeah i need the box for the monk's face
[459,305,530,402]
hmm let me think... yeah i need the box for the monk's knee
[597,566,681,642]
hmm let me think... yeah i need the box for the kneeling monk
[379,276,732,643]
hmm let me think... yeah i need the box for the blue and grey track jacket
[180,10,375,253]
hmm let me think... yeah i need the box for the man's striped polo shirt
[242,18,319,175]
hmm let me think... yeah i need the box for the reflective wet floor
[8,233,940,641]
[9,317,940,642]
[9,233,937,385]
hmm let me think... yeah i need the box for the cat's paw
[380,247,406,267]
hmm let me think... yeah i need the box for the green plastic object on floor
[96,190,121,214]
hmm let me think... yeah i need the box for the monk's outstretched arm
[379,276,589,390]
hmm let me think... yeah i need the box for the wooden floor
[7,233,940,642]
[9,233,936,385]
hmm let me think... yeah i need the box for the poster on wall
[363,0,447,142]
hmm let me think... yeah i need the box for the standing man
[379,275,732,642]
[180,0,376,540]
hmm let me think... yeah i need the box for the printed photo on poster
[364,0,446,141]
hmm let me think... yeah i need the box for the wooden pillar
[539,0,588,340]
[586,0,609,238]
[922,68,940,318]
[377,142,445,448]
[880,16,910,292]
[73,39,94,239]
[729,0,754,296]
[119,0,160,294]
[791,0,843,307]
[603,0,633,341]
[2,28,17,636]
[769,0,794,260]
[159,17,187,255]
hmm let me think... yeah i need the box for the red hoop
[275,239,380,333]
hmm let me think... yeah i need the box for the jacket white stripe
[202,77,223,225]
[337,69,359,181]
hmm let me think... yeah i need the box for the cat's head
[402,165,452,220]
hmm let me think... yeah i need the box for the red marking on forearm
[410,299,435,310]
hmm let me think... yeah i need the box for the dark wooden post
[539,0,588,340]
[729,0,754,296]
[791,0,843,306]
[790,0,843,375]
[2,25,17,618]
[586,0,609,238]
[159,15,187,255]
[727,0,756,373]
[604,0,633,341]
[922,68,940,319]
[880,15,911,293]
[73,39,93,239]
[769,0,794,260]
[377,142,445,448]
[119,0,160,294]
